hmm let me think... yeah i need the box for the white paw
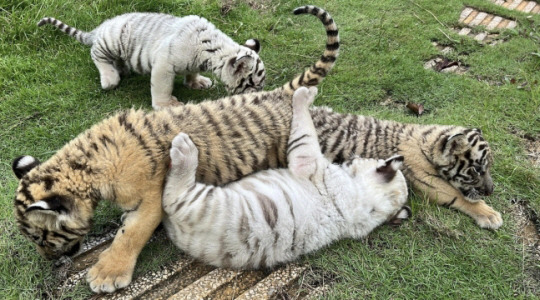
[100,71,120,90]
[184,75,213,90]
[293,86,317,108]
[152,96,182,110]
[170,133,198,168]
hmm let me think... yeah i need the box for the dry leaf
[406,102,425,116]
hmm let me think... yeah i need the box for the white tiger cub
[162,87,410,269]
[38,13,265,109]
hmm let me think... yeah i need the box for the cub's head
[435,129,494,201]
[223,39,265,94]
[11,156,92,260]
[344,155,409,208]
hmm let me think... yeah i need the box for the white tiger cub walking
[162,87,410,269]
[38,13,265,109]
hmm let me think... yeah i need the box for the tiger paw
[292,86,317,109]
[86,249,134,293]
[170,133,199,172]
[152,96,183,110]
[100,72,121,90]
[471,201,503,230]
[184,74,212,90]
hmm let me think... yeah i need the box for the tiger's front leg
[162,132,199,212]
[150,60,181,109]
[287,86,328,180]
[406,165,503,229]
[86,191,163,293]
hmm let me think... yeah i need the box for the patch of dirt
[524,136,540,168]
[510,199,540,295]
[424,57,469,74]
[272,266,337,300]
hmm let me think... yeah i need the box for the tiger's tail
[38,17,95,46]
[282,6,340,96]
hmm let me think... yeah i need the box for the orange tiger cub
[311,107,502,230]
[11,5,339,294]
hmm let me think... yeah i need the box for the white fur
[17,156,37,168]
[40,13,265,109]
[162,87,409,269]
[27,200,50,210]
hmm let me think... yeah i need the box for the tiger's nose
[482,182,494,196]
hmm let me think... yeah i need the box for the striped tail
[37,17,94,46]
[282,6,340,96]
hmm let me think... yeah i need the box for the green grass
[1,0,539,298]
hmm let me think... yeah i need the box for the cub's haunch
[162,87,410,269]
[14,5,339,294]
[38,12,265,109]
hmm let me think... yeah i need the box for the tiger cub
[12,6,339,293]
[162,87,410,269]
[310,107,502,230]
[38,12,265,109]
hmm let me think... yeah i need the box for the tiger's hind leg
[287,87,328,180]
[184,73,213,90]
[162,133,199,209]
[91,46,121,90]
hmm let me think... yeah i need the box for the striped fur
[38,13,265,109]
[14,6,339,293]
[162,87,409,269]
[310,106,502,229]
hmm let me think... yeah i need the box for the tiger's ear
[442,133,468,156]
[231,55,256,76]
[376,155,404,182]
[244,39,261,53]
[12,156,40,179]
[26,195,71,215]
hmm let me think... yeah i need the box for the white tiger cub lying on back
[38,12,265,109]
[162,87,410,268]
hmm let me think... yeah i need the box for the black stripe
[288,134,309,148]
[323,17,334,26]
[118,113,158,175]
[320,55,336,63]
[188,186,207,205]
[200,106,223,137]
[287,143,307,155]
[51,231,76,242]
[143,117,168,155]
[326,30,339,36]
[443,197,458,208]
[329,129,344,154]
[310,66,328,77]
[255,192,278,229]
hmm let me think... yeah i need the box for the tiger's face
[437,129,494,202]
[12,156,91,260]
[224,39,265,94]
